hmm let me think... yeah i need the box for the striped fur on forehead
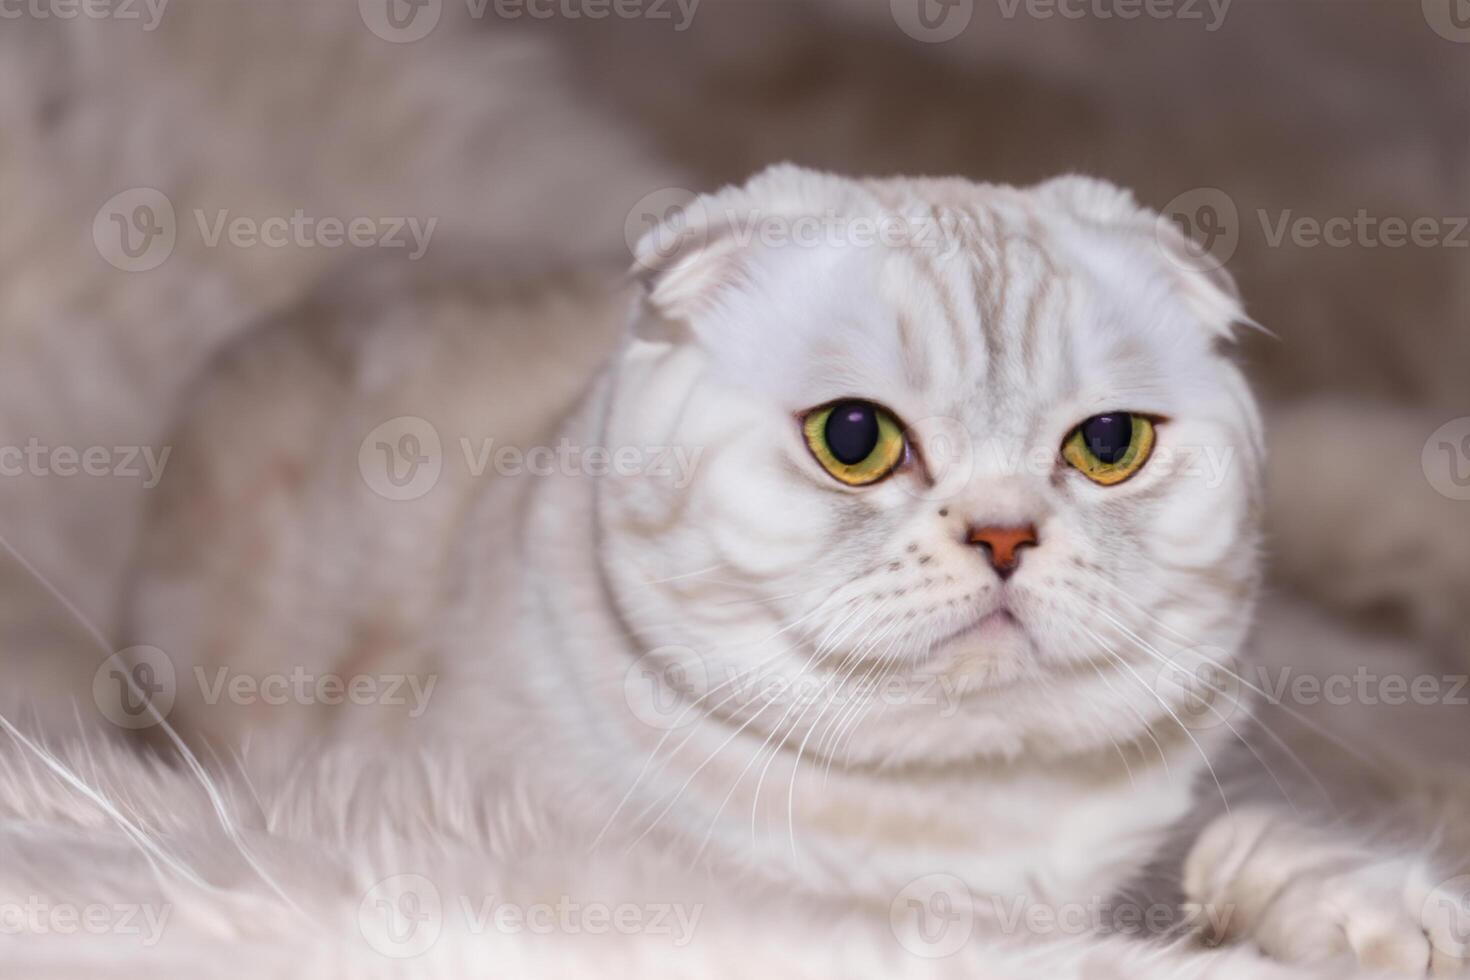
[634,165,1246,422]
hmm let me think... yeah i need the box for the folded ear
[629,163,864,342]
[1151,208,1251,340]
[630,195,748,341]
[1035,174,1250,342]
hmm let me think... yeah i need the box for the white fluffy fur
[2,5,1466,974]
[0,725,1362,979]
[78,166,1465,975]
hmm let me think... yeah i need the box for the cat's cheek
[1153,468,1252,571]
[686,441,835,578]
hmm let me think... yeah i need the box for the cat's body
[118,167,1468,974]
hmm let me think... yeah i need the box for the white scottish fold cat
[115,166,1468,975]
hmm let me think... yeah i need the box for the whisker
[627,594,882,853]
[815,634,899,778]
[588,592,847,850]
[1081,624,1233,817]
[779,614,908,856]
[1079,598,1306,812]
[744,597,897,842]
[1083,585,1337,808]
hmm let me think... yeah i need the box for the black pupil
[1081,414,1133,464]
[824,403,881,466]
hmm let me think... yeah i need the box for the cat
[117,165,1468,974]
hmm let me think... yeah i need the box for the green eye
[1061,413,1156,486]
[802,400,906,486]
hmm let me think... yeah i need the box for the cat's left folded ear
[1035,174,1269,341]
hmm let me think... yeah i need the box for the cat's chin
[920,609,1037,687]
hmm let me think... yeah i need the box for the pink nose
[967,524,1039,579]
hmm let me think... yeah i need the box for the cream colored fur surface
[72,167,1467,976]
[0,726,1371,980]
[2,3,1468,978]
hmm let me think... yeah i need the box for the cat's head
[598,165,1262,766]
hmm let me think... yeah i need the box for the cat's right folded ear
[629,193,746,343]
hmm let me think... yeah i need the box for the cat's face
[597,167,1262,766]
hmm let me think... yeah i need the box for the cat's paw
[1184,806,1470,976]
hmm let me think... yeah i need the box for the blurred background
[0,0,1466,725]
